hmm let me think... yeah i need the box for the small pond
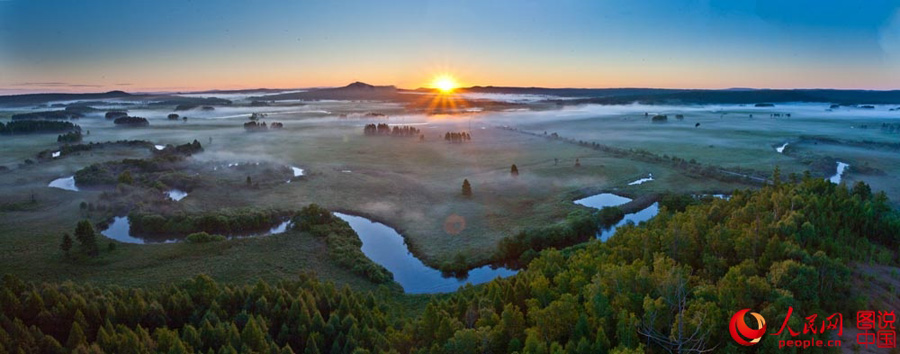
[166,189,188,201]
[48,176,79,191]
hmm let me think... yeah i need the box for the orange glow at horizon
[430,74,459,93]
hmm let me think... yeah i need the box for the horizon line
[3,84,900,96]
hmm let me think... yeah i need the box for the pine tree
[510,164,519,177]
[773,165,781,187]
[60,233,73,256]
[461,179,472,197]
[241,317,268,353]
[66,322,86,349]
[575,158,581,167]
[74,220,98,256]
[246,176,252,186]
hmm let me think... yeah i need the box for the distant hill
[178,88,300,95]
[450,86,688,98]
[0,91,132,106]
[6,86,900,107]
[567,89,900,105]
[432,86,900,105]
[0,90,233,108]
[253,82,401,101]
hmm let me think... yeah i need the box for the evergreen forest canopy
[1,176,898,353]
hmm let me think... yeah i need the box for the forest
[2,177,897,353]
[0,120,80,135]
[10,109,84,120]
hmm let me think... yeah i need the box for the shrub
[185,232,226,243]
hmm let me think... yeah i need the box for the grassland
[1,99,897,292]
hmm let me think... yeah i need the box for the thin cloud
[11,82,102,88]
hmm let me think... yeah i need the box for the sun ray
[431,74,459,93]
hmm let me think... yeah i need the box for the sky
[1,0,900,93]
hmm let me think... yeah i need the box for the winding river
[97,192,659,294]
[334,213,518,294]
[574,193,660,241]
[101,217,291,244]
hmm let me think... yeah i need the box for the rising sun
[431,74,459,93]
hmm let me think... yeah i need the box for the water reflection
[334,213,517,294]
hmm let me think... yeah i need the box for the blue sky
[1,0,899,92]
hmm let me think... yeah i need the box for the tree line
[244,121,284,131]
[444,132,471,143]
[11,109,84,120]
[363,123,421,137]
[0,120,80,135]
[127,209,290,238]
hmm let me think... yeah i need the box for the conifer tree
[510,164,519,177]
[461,179,472,197]
[60,233,72,256]
[74,220,98,256]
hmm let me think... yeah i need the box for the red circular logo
[729,309,767,346]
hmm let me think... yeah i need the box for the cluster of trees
[113,116,149,126]
[5,178,899,352]
[59,218,116,259]
[168,113,180,120]
[127,209,290,238]
[105,111,128,119]
[171,140,204,155]
[174,104,200,111]
[243,121,283,131]
[444,131,471,143]
[292,204,393,284]
[59,220,102,258]
[0,120,80,135]
[11,110,83,120]
[75,158,165,186]
[363,124,421,137]
[56,131,83,143]
[74,140,203,186]
[651,114,668,123]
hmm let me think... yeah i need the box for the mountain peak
[345,82,375,89]
[341,82,395,90]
